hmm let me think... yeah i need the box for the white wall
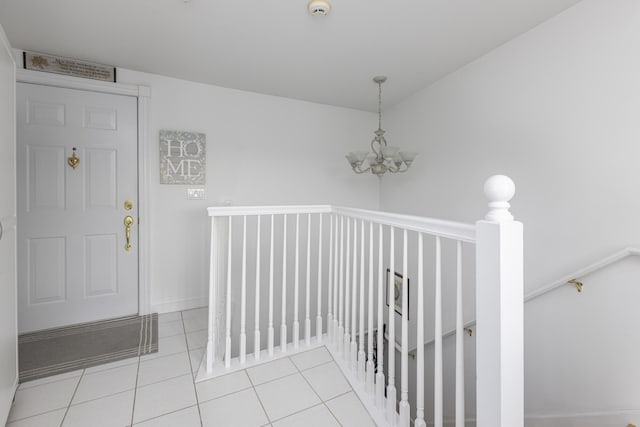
[0,23,17,424]
[116,69,380,312]
[379,0,640,422]
[524,255,640,426]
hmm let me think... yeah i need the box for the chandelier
[346,76,417,177]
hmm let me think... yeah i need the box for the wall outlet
[187,188,205,200]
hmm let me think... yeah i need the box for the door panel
[27,145,66,211]
[17,83,138,332]
[84,234,117,296]
[27,236,66,304]
[85,148,117,209]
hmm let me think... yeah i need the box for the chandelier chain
[378,81,382,130]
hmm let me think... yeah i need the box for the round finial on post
[484,175,515,222]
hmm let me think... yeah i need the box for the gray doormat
[18,313,158,383]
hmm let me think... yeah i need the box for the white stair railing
[201,175,523,427]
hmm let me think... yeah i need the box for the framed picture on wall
[386,269,409,319]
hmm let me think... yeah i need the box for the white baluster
[294,214,300,348]
[254,216,261,360]
[415,233,426,427]
[333,214,340,344]
[338,216,344,352]
[375,223,385,408]
[387,226,396,424]
[281,214,288,353]
[240,216,247,364]
[358,220,366,380]
[366,221,375,394]
[434,236,443,427]
[456,240,465,427]
[268,214,275,356]
[305,213,312,345]
[207,216,217,373]
[399,228,410,427]
[350,218,358,369]
[225,216,233,368]
[327,215,333,342]
[317,213,324,342]
[344,218,351,360]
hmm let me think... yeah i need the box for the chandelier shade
[346,76,417,177]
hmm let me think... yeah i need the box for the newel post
[475,175,524,427]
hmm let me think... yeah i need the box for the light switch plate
[187,188,205,200]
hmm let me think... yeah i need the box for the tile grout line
[246,365,273,425]
[70,387,138,409]
[303,346,345,426]
[130,404,200,426]
[290,348,346,426]
[291,354,324,402]
[59,368,85,426]
[128,336,143,426]
[181,310,204,427]
[18,372,85,391]
[269,401,328,425]
[258,348,348,426]
[325,344,379,426]
[196,383,254,406]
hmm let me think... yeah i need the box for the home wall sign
[159,130,206,185]
[23,51,116,82]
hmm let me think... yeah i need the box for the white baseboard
[415,411,640,427]
[525,410,640,427]
[151,296,208,314]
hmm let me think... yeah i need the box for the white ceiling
[0,0,582,111]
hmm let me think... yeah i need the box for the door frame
[16,66,152,316]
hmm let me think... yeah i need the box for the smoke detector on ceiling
[308,0,331,16]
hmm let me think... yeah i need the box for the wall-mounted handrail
[407,246,640,353]
[524,247,640,302]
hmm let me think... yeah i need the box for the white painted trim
[0,379,18,426]
[333,206,476,242]
[16,68,141,97]
[208,205,332,216]
[196,336,327,382]
[137,87,151,315]
[524,247,640,302]
[526,409,640,419]
[208,204,476,243]
[15,68,152,317]
[0,24,18,427]
[151,296,208,314]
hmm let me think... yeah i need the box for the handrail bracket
[567,279,583,293]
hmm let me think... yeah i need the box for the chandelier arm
[387,163,411,173]
[353,164,372,174]
[371,137,380,156]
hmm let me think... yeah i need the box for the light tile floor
[6,308,376,427]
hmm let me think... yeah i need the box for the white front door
[16,83,139,333]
